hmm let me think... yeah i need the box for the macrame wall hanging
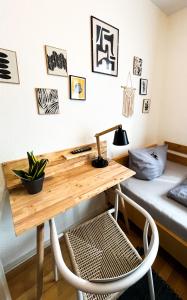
[121,72,136,118]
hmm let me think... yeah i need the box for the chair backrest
[49,189,159,295]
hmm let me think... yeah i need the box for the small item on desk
[71,146,92,154]
[12,151,48,194]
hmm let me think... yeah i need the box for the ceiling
[151,0,187,15]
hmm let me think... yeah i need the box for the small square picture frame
[45,45,68,77]
[139,78,148,95]
[142,99,151,113]
[69,75,86,100]
[35,88,60,115]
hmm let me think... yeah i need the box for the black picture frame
[139,78,148,95]
[69,75,86,100]
[91,16,119,77]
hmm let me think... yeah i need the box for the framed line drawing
[139,78,148,95]
[35,88,60,115]
[0,48,20,84]
[45,45,68,77]
[133,56,142,76]
[142,99,151,113]
[91,16,119,77]
[69,75,86,100]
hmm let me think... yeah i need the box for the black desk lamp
[92,124,129,168]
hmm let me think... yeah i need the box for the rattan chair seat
[65,212,142,300]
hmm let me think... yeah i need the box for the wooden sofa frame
[113,141,187,269]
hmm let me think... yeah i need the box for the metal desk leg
[117,184,130,233]
[37,223,44,300]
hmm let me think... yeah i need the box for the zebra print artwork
[45,45,68,77]
[36,88,60,115]
[0,48,19,83]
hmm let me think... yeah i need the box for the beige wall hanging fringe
[121,72,136,118]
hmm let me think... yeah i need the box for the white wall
[0,0,167,270]
[159,8,187,144]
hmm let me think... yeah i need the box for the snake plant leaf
[31,151,38,164]
[12,170,31,180]
[27,151,35,173]
[37,159,48,178]
[30,161,40,180]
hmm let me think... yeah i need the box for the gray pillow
[167,179,187,207]
[128,145,168,180]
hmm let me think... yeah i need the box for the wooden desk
[3,144,134,299]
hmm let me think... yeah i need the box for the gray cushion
[167,178,187,207]
[129,145,168,180]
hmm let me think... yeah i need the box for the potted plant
[13,151,48,194]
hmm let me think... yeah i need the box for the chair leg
[53,264,59,282]
[77,290,84,300]
[147,268,155,300]
[117,184,130,233]
[50,222,59,282]
[0,260,12,300]
[143,221,155,300]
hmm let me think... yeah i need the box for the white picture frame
[45,45,68,77]
[142,99,151,113]
[0,48,20,84]
[35,88,60,115]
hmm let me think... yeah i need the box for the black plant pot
[21,175,45,195]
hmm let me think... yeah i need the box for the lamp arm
[92,124,128,168]
[94,124,122,138]
[96,136,101,157]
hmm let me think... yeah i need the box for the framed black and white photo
[35,88,60,115]
[0,48,20,84]
[45,45,68,77]
[133,56,142,76]
[142,99,151,113]
[91,16,119,77]
[69,75,86,100]
[139,78,148,95]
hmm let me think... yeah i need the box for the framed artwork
[91,16,119,77]
[69,75,86,100]
[35,88,60,115]
[142,99,151,113]
[0,48,20,84]
[139,78,148,95]
[45,45,68,77]
[133,56,142,76]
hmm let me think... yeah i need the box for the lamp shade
[113,127,129,146]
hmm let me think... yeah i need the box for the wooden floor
[6,221,187,300]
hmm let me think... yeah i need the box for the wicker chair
[49,189,159,300]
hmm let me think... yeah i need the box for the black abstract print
[91,17,119,76]
[47,50,67,74]
[0,51,11,80]
[37,89,59,115]
[96,25,116,71]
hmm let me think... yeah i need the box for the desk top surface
[9,160,134,236]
